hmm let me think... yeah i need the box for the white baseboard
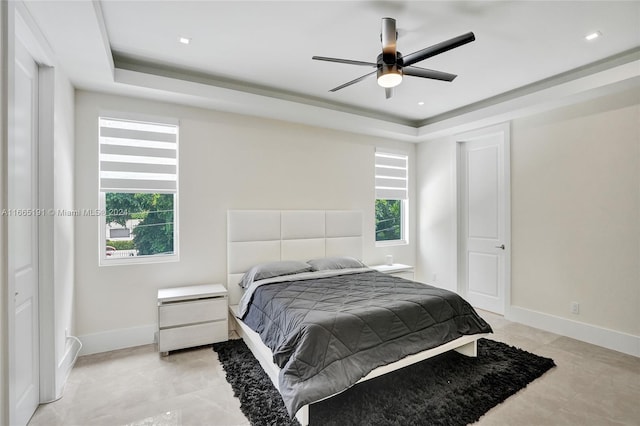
[78,324,156,356]
[77,310,639,359]
[507,306,640,357]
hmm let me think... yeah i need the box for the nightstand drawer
[392,271,415,280]
[159,297,227,328]
[158,321,227,352]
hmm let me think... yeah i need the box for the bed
[226,210,492,425]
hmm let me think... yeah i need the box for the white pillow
[238,261,312,288]
[307,256,366,271]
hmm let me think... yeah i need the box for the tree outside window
[105,193,175,257]
[375,199,402,241]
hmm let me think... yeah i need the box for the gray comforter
[241,269,492,416]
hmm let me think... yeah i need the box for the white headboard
[227,210,363,304]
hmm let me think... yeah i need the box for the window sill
[375,240,409,248]
[99,254,179,267]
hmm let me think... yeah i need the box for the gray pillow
[307,256,366,271]
[238,261,312,288]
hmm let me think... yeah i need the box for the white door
[458,128,509,314]
[9,38,40,426]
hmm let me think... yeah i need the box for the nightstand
[157,284,228,355]
[371,263,415,280]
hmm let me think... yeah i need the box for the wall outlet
[570,302,580,315]
[432,273,437,282]
[65,328,69,338]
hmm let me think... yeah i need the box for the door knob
[495,244,505,250]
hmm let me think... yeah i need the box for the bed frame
[226,210,484,425]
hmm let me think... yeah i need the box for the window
[375,150,408,244]
[99,116,178,264]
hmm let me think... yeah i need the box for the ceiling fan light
[377,64,402,88]
[585,31,602,41]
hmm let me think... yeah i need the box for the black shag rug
[213,338,555,426]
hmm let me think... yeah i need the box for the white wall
[510,88,639,336]
[37,65,76,401]
[51,70,76,396]
[416,88,640,355]
[0,0,8,422]
[415,136,457,291]
[74,90,416,354]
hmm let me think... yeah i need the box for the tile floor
[29,311,640,426]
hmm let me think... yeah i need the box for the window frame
[375,150,409,246]
[98,112,180,266]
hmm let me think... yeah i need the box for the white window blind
[99,117,178,194]
[375,151,408,200]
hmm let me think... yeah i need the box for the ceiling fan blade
[385,87,393,99]
[403,32,475,67]
[329,70,377,92]
[403,66,457,82]
[381,17,397,57]
[312,56,377,67]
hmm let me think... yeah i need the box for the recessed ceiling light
[585,31,602,41]
[418,101,425,106]
[179,37,191,45]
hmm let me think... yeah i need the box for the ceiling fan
[312,18,475,99]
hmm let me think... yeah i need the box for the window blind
[375,151,408,200]
[99,117,178,194]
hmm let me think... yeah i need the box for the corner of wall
[414,136,458,291]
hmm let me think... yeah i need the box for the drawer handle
[161,296,226,305]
